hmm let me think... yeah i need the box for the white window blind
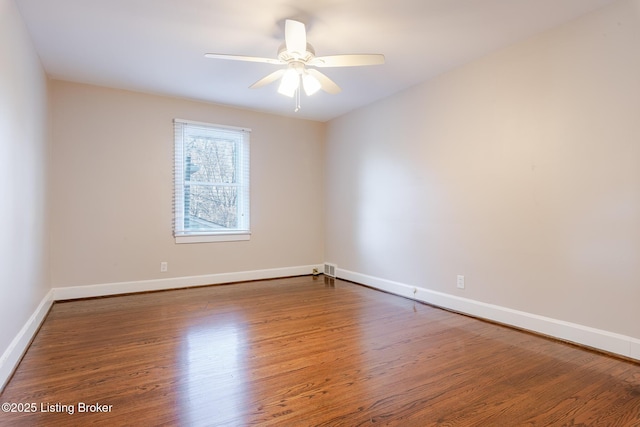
[174,119,250,243]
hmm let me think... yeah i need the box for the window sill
[175,233,251,244]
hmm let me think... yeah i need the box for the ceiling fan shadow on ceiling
[205,19,385,111]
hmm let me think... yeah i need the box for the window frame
[173,118,251,244]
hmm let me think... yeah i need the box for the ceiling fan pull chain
[295,84,301,112]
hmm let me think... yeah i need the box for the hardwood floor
[1,276,639,426]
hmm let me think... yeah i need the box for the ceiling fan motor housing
[278,42,316,63]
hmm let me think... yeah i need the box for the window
[174,119,250,243]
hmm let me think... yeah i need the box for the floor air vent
[324,263,337,278]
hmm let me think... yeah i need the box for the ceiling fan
[205,19,384,104]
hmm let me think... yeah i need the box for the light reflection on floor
[181,315,248,426]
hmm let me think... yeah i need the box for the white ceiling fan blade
[307,69,341,94]
[310,54,385,68]
[204,53,283,65]
[250,69,287,89]
[285,19,307,57]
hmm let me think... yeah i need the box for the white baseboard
[0,290,54,392]
[1,265,320,392]
[3,264,636,394]
[53,265,321,300]
[338,268,640,362]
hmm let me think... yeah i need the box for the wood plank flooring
[1,276,639,426]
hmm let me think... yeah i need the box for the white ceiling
[16,0,617,122]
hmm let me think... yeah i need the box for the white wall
[0,0,50,382]
[49,81,325,288]
[326,0,640,346]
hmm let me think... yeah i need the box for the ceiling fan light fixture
[302,72,321,96]
[205,18,384,106]
[278,68,299,97]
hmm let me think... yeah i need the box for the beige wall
[325,0,640,339]
[50,81,325,287]
[0,0,50,359]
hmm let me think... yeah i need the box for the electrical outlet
[160,262,168,272]
[457,275,465,289]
